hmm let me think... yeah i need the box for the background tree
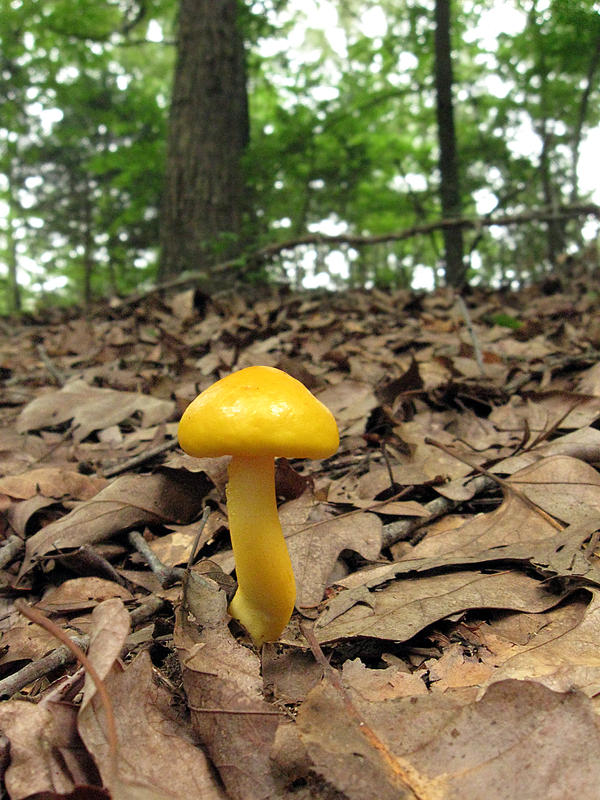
[158,0,250,279]
[433,0,465,286]
[1,0,599,311]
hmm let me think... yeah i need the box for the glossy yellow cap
[178,365,339,459]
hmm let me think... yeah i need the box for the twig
[187,705,284,716]
[0,594,165,699]
[69,544,130,586]
[102,439,178,478]
[111,203,600,308]
[0,534,24,569]
[381,443,396,491]
[456,294,485,376]
[0,633,89,700]
[185,506,211,572]
[128,530,184,587]
[35,344,67,386]
[381,475,495,548]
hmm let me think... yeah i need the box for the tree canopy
[1,0,599,311]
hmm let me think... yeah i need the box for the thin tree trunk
[433,0,465,287]
[159,0,250,280]
[82,188,94,306]
[6,163,21,313]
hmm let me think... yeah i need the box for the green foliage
[1,0,599,310]
[0,0,173,310]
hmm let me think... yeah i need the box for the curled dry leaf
[315,569,569,643]
[0,699,97,799]
[78,598,131,714]
[79,650,225,800]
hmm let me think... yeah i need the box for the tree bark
[159,0,250,279]
[433,0,465,287]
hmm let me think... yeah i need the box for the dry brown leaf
[481,590,600,704]
[315,570,567,643]
[0,698,97,798]
[0,469,107,501]
[341,658,428,701]
[78,598,130,713]
[262,648,324,704]
[273,680,413,800]
[17,468,210,580]
[423,642,494,693]
[328,464,430,504]
[174,611,284,800]
[37,577,133,614]
[277,676,600,800]
[316,380,378,436]
[280,494,382,609]
[0,620,73,670]
[489,392,600,437]
[79,650,225,800]
[402,679,600,798]
[493,426,600,473]
[17,379,174,442]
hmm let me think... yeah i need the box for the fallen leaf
[0,697,97,798]
[315,570,568,643]
[0,469,107,501]
[17,379,174,442]
[482,590,600,704]
[37,577,133,614]
[174,612,283,800]
[280,494,382,609]
[79,650,225,800]
[18,468,210,580]
[277,676,600,800]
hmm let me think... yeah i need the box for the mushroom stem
[226,454,296,646]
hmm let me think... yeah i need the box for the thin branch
[456,294,485,376]
[36,344,67,386]
[0,595,165,699]
[381,475,495,549]
[102,439,178,478]
[112,203,600,309]
[128,530,184,588]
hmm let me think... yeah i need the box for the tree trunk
[433,0,465,287]
[159,0,250,279]
[6,161,21,313]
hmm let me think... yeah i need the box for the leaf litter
[2,277,600,797]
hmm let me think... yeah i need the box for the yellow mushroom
[178,365,339,646]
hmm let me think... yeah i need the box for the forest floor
[1,266,600,799]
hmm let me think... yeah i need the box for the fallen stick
[0,594,165,699]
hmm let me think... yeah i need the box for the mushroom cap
[178,365,339,459]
